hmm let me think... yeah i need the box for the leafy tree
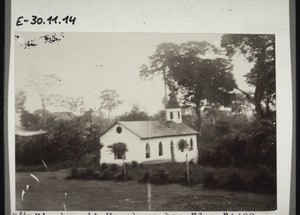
[140,43,181,102]
[221,34,275,123]
[149,109,165,121]
[27,73,62,129]
[20,110,41,131]
[203,103,221,125]
[99,89,123,119]
[141,41,236,135]
[118,105,150,121]
[177,139,191,187]
[48,94,84,113]
[15,90,27,113]
[107,142,128,180]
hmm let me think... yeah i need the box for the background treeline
[16,101,275,171]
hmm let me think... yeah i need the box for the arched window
[146,143,150,158]
[170,111,174,119]
[159,142,163,156]
[189,138,193,151]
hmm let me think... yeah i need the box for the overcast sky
[15,32,254,116]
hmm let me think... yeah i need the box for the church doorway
[170,141,175,162]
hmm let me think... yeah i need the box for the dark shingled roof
[116,121,198,139]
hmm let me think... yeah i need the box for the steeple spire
[165,89,182,123]
[166,90,180,109]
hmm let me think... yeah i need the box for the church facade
[99,93,199,164]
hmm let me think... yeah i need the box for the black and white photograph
[14,32,277,211]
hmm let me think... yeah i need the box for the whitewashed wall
[100,123,142,164]
[141,135,198,163]
[100,123,198,164]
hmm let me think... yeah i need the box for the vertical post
[186,152,191,187]
[147,175,152,211]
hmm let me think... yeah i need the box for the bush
[202,169,219,187]
[181,170,195,185]
[69,167,79,178]
[101,163,108,170]
[250,166,276,194]
[85,167,96,178]
[138,168,170,185]
[221,169,245,191]
[153,168,170,184]
[66,166,99,180]
[125,162,131,169]
[138,170,151,183]
[115,170,132,181]
[100,169,115,180]
[131,161,139,168]
[110,164,119,171]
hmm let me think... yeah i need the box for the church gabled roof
[101,121,198,139]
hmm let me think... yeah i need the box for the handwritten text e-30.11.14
[16,16,76,26]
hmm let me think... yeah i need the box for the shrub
[251,166,276,194]
[138,163,144,168]
[181,169,195,185]
[189,159,195,165]
[138,168,170,185]
[101,163,108,170]
[66,167,98,180]
[125,162,131,169]
[69,167,79,178]
[115,170,132,181]
[86,167,95,175]
[100,169,115,180]
[110,163,119,171]
[131,161,139,168]
[202,169,218,187]
[138,170,151,183]
[221,169,245,191]
[153,168,170,184]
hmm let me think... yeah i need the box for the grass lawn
[16,170,276,211]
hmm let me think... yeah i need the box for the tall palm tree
[107,142,128,180]
[177,139,191,187]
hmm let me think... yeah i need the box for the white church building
[99,92,199,164]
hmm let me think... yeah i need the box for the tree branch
[235,86,253,102]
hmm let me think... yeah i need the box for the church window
[170,111,173,119]
[115,154,123,160]
[178,111,180,119]
[146,143,150,158]
[116,126,122,134]
[189,138,193,151]
[159,142,163,156]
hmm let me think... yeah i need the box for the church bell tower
[165,90,182,123]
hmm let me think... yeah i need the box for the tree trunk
[254,97,263,125]
[163,70,167,98]
[186,152,191,187]
[195,104,202,136]
[42,99,47,129]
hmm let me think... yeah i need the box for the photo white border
[8,0,293,214]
